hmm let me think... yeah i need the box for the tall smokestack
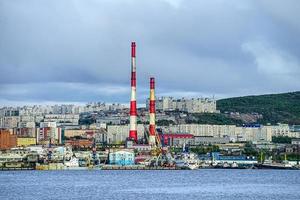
[129,42,138,142]
[149,77,156,146]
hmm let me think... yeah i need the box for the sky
[1,0,300,106]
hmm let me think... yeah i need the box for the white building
[40,122,57,128]
[44,114,79,126]
[167,124,237,138]
[147,97,218,113]
[0,116,20,128]
[166,124,273,142]
[237,126,272,142]
[271,123,291,137]
[18,121,36,128]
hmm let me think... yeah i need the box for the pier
[101,165,183,170]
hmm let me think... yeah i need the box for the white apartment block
[236,126,272,142]
[44,114,79,126]
[166,124,274,142]
[271,123,291,137]
[1,103,127,117]
[167,124,236,138]
[20,115,35,123]
[147,97,218,113]
[40,122,57,128]
[18,121,36,128]
[0,116,20,128]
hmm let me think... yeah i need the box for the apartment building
[147,97,218,113]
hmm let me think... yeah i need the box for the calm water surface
[0,169,300,200]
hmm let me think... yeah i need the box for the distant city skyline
[1,0,300,106]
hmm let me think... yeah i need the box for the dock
[101,165,184,170]
[0,167,34,171]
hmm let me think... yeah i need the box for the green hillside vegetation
[272,136,296,144]
[186,113,244,125]
[217,91,300,125]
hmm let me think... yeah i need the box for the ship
[64,156,88,170]
[175,152,199,170]
[254,161,296,170]
[254,155,298,170]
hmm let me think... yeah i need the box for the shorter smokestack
[149,77,156,146]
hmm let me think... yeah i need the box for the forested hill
[217,91,300,125]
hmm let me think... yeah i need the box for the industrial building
[193,136,230,145]
[159,133,194,146]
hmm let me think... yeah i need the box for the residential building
[17,137,37,147]
[37,127,62,144]
[0,130,17,150]
[147,97,218,113]
[13,128,36,138]
[44,114,79,126]
[271,123,291,137]
[167,124,273,142]
[0,116,20,128]
[291,139,300,145]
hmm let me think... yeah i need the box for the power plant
[128,42,157,147]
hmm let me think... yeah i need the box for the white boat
[231,162,238,168]
[175,152,199,170]
[199,161,212,168]
[64,156,87,170]
[222,162,230,168]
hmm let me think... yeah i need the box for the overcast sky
[1,0,300,106]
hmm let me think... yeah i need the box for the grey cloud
[0,0,300,105]
[242,40,300,91]
[0,82,130,102]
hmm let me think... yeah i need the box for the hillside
[186,113,244,126]
[217,91,300,125]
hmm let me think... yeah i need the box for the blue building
[109,150,135,166]
[199,152,257,166]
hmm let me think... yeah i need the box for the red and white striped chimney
[149,77,156,145]
[129,42,138,142]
